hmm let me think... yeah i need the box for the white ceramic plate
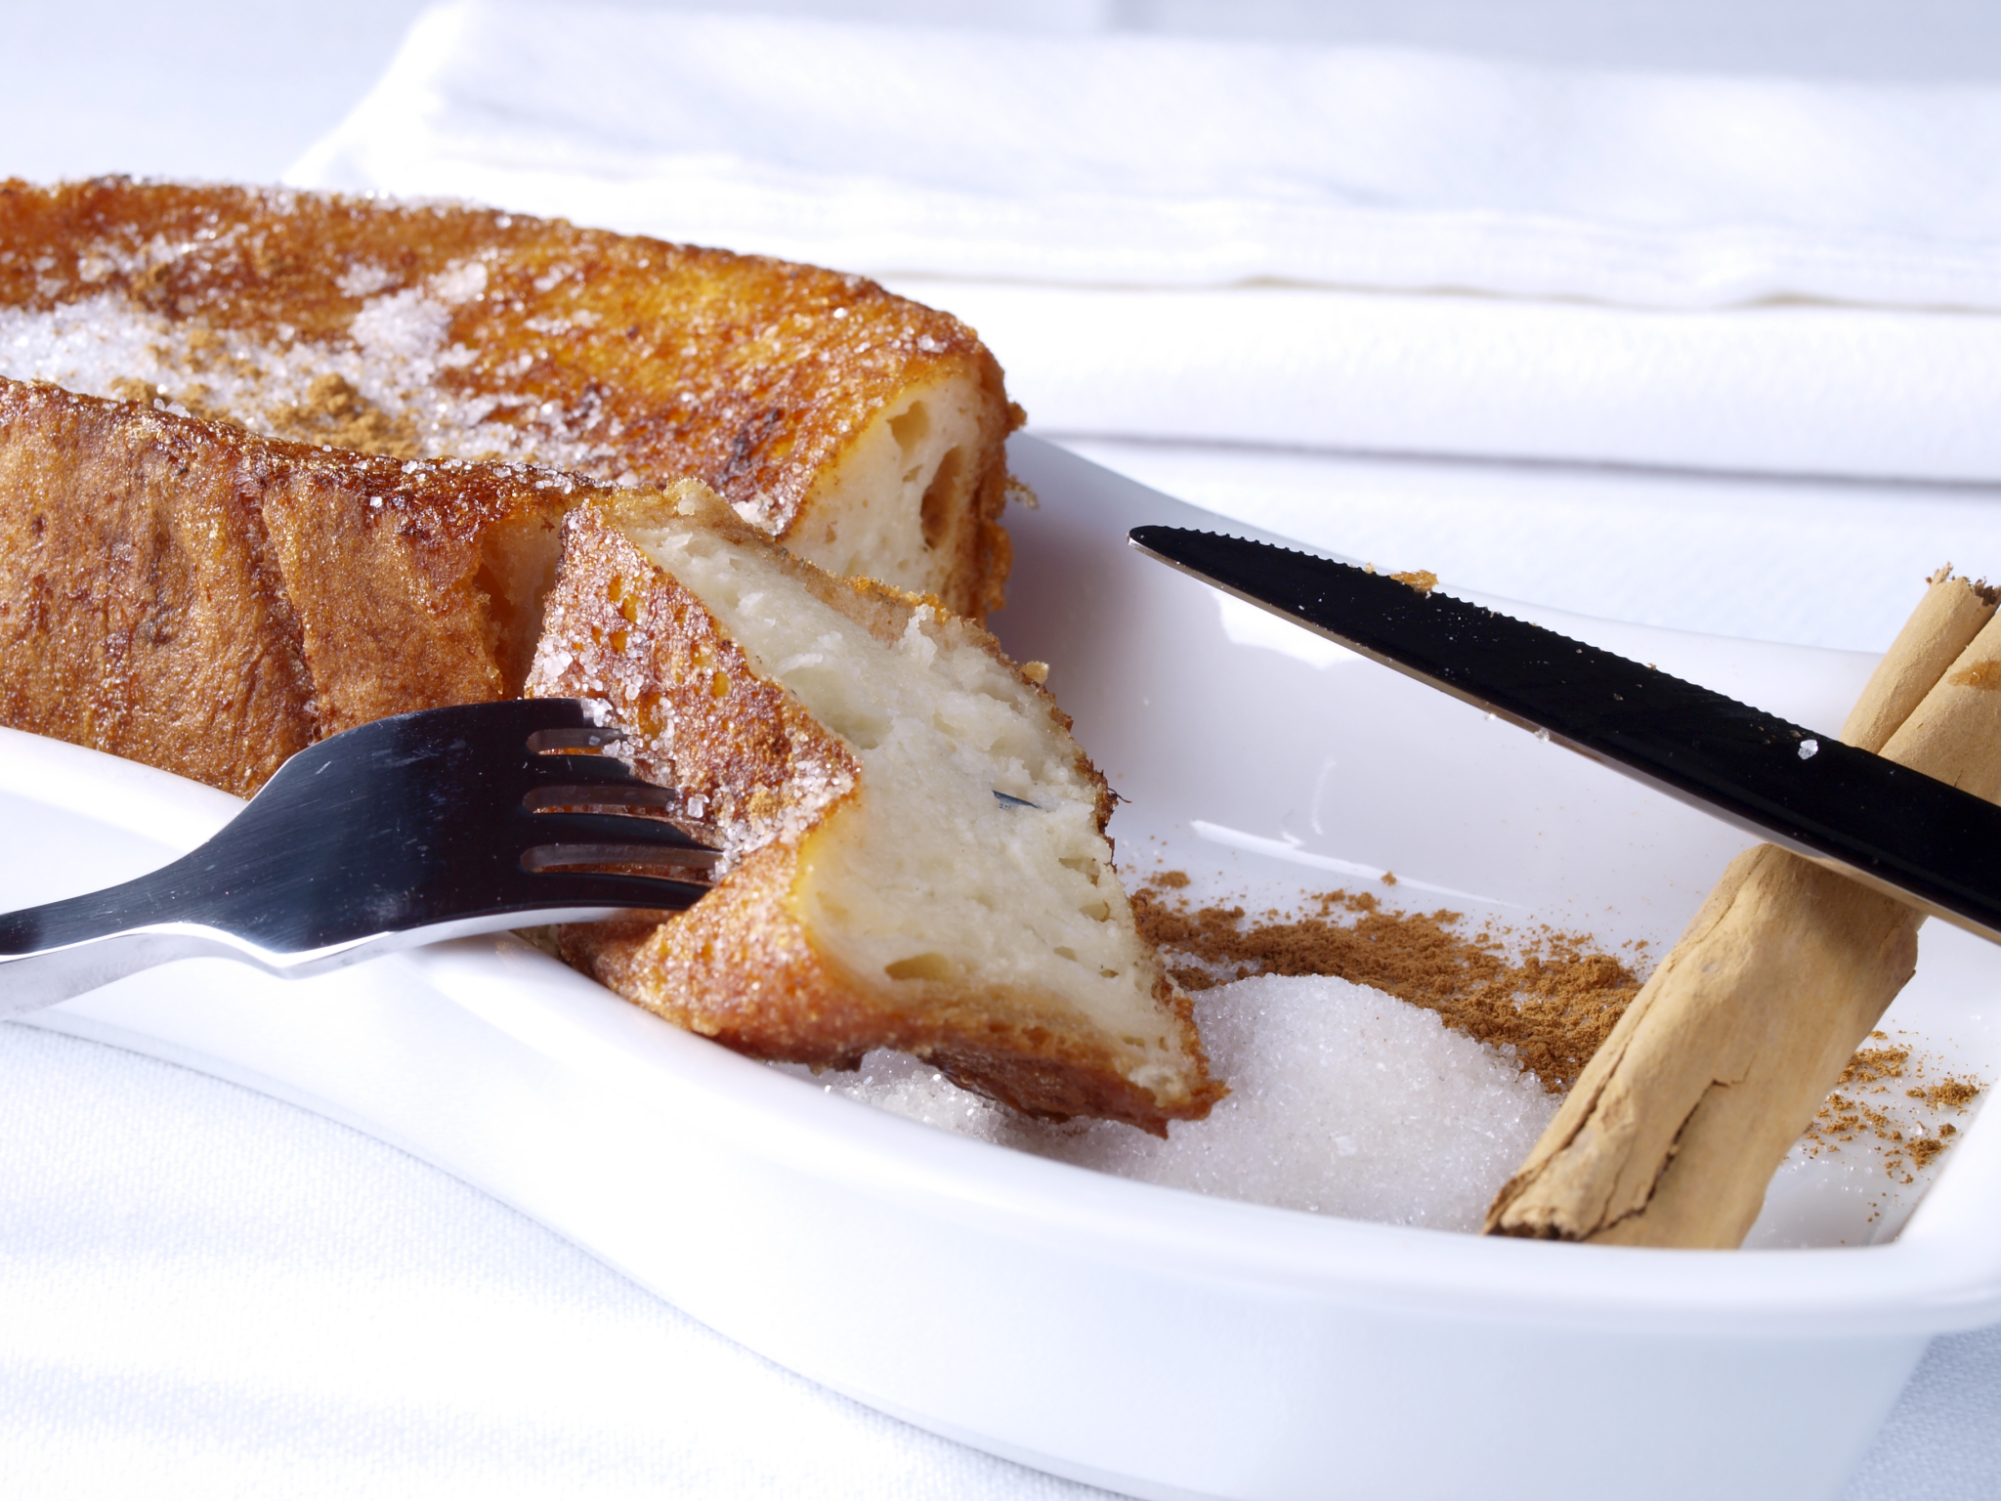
[6,436,2000,1501]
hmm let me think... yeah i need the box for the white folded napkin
[288,0,2001,482]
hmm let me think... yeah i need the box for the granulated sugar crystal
[807,974,1559,1232]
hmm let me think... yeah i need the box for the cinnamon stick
[1485,569,2000,1247]
[1841,565,2001,755]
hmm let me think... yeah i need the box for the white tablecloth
[4,3,2001,1497]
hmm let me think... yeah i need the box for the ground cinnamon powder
[1132,875,1646,1092]
[268,372,420,457]
[1133,874,1990,1179]
[1799,1029,1986,1183]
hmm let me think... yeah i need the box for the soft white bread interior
[784,372,1004,610]
[527,485,1221,1132]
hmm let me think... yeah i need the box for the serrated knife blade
[1130,524,2001,949]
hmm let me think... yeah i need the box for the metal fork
[0,699,717,1018]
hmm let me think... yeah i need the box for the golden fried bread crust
[0,381,313,791]
[0,178,1019,618]
[0,377,590,792]
[532,500,1220,1133]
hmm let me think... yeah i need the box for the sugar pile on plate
[801,973,1560,1232]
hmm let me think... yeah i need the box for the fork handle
[0,927,245,1019]
[0,871,230,1018]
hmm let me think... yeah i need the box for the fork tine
[520,842,719,873]
[514,869,710,912]
[526,725,624,753]
[510,697,603,732]
[522,809,715,850]
[522,780,681,811]
[521,752,666,789]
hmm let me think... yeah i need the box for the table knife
[1131,524,2001,948]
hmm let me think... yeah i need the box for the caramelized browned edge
[0,177,1022,617]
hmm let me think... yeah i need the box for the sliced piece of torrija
[527,487,1222,1133]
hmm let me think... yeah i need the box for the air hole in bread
[888,400,930,456]
[886,952,955,982]
[475,511,567,692]
[787,382,990,597]
[920,446,964,551]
